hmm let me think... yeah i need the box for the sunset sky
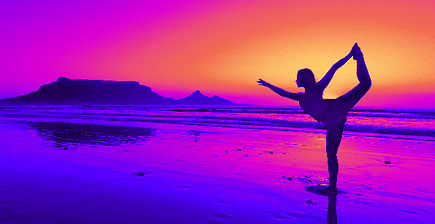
[1,0,434,108]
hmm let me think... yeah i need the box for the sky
[1,0,435,108]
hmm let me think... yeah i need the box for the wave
[168,106,435,119]
[1,105,434,141]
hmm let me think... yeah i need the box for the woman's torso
[298,88,346,126]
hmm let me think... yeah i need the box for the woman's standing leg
[325,123,344,191]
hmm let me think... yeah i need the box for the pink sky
[1,0,435,108]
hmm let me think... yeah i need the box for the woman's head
[296,68,315,88]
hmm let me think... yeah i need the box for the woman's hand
[257,79,270,87]
[351,43,363,60]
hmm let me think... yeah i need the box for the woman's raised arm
[316,44,357,91]
[257,79,301,101]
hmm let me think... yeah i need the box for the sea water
[0,105,434,142]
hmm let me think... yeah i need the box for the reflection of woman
[327,193,337,224]
[258,43,371,193]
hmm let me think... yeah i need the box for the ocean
[0,105,434,142]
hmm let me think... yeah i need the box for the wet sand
[1,120,434,223]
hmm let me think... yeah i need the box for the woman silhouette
[258,43,371,193]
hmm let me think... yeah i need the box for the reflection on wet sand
[305,186,338,224]
[327,193,337,224]
[27,122,155,148]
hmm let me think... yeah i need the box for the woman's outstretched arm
[257,79,301,101]
[316,44,356,91]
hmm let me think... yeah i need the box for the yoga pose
[258,43,371,193]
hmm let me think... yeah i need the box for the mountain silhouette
[178,90,234,105]
[0,77,234,105]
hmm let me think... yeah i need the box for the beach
[1,106,435,223]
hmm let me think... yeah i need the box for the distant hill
[0,77,234,105]
[178,90,234,105]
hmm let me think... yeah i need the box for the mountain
[0,77,175,105]
[177,90,234,105]
[0,77,234,105]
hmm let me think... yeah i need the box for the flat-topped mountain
[0,77,234,105]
